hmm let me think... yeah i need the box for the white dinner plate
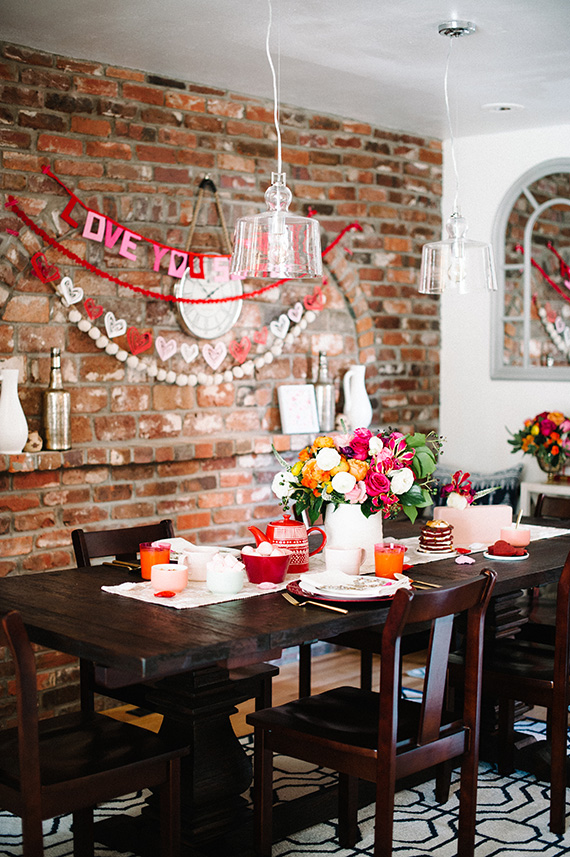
[483,550,529,562]
[416,548,457,558]
[298,572,409,599]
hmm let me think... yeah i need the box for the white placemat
[101,577,288,609]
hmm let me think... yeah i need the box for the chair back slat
[1,611,42,804]
[378,572,496,764]
[72,520,175,566]
[534,493,570,519]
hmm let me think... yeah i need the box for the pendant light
[230,0,322,280]
[419,21,497,295]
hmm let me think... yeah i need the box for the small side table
[519,480,570,515]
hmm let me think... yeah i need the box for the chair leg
[253,727,274,857]
[435,760,453,803]
[549,698,567,835]
[160,758,181,857]
[72,806,95,857]
[373,772,396,857]
[21,810,44,857]
[298,643,312,698]
[456,743,478,857]
[360,650,373,691]
[497,698,515,775]
[255,674,273,710]
[338,773,360,847]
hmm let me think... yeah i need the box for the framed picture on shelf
[277,385,320,435]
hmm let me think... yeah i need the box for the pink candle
[499,526,531,547]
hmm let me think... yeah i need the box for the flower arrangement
[272,427,442,525]
[508,411,570,471]
[439,470,497,510]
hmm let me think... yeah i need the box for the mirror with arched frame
[491,159,570,379]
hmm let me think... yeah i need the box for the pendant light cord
[444,36,460,215]
[266,0,282,175]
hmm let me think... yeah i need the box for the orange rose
[301,459,329,490]
[347,459,369,480]
[298,446,312,462]
[330,457,350,476]
[548,412,565,425]
[311,435,336,454]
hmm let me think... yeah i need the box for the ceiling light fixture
[419,21,497,295]
[230,0,322,280]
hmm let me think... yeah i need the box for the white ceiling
[2,0,570,139]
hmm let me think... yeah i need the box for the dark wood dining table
[1,517,569,856]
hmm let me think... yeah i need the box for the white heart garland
[104,311,127,339]
[155,336,178,361]
[270,314,290,339]
[288,302,303,323]
[180,342,199,364]
[202,342,227,371]
[58,276,83,306]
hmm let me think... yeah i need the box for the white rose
[447,491,469,510]
[271,471,297,500]
[331,471,357,494]
[389,467,415,495]
[315,447,341,471]
[368,436,384,456]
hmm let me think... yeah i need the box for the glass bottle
[314,352,335,432]
[42,348,71,450]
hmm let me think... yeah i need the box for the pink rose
[350,428,372,460]
[345,480,367,504]
[365,467,391,497]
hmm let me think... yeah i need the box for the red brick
[0,535,33,556]
[85,141,132,159]
[123,83,164,105]
[207,99,244,119]
[71,116,112,136]
[135,144,177,163]
[74,77,118,96]
[0,494,40,512]
[177,511,211,530]
[165,92,205,112]
[0,128,32,148]
[138,414,182,439]
[2,152,47,171]
[14,511,56,531]
[217,153,255,173]
[94,416,137,441]
[38,134,83,155]
[106,67,146,82]
[53,158,104,177]
[3,295,50,322]
[111,502,155,520]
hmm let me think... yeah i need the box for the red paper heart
[303,285,325,311]
[229,337,251,364]
[30,252,60,284]
[252,326,268,345]
[127,327,153,355]
[84,298,104,320]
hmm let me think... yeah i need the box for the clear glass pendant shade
[419,213,497,294]
[230,173,322,279]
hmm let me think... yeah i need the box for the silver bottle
[314,352,335,432]
[43,348,71,450]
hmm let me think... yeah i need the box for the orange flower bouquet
[508,411,570,472]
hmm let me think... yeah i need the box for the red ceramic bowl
[241,549,292,584]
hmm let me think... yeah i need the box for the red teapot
[248,514,326,575]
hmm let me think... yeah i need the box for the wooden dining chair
[0,608,189,857]
[246,570,496,857]
[481,547,570,835]
[71,522,277,714]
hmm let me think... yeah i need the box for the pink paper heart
[253,327,268,345]
[31,252,60,283]
[303,285,325,311]
[84,298,104,320]
[229,337,251,365]
[288,302,303,323]
[155,336,178,362]
[104,311,127,339]
[127,327,153,355]
[202,342,227,371]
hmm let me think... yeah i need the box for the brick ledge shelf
[0,434,313,473]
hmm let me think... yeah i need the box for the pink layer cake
[432,505,513,548]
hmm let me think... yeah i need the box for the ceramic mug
[150,563,188,592]
[206,565,244,595]
[324,545,366,576]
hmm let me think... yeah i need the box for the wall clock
[174,255,243,339]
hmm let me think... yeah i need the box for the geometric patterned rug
[1,719,568,856]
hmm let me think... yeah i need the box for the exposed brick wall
[0,41,442,724]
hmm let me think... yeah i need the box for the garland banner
[6,167,362,305]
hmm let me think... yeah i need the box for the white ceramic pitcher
[342,364,372,429]
[0,368,28,454]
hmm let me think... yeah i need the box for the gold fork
[282,591,349,614]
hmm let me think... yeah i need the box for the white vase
[0,368,29,454]
[324,503,383,566]
[342,364,372,429]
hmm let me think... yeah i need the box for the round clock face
[174,256,243,340]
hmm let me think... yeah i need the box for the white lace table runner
[101,524,570,609]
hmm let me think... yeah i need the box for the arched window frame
[491,158,570,380]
